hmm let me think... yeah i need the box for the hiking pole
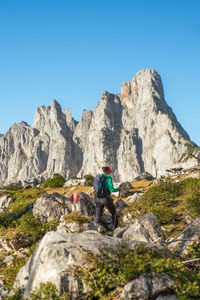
[113,187,120,229]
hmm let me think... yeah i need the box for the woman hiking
[94,166,120,230]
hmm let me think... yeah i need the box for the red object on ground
[71,193,80,203]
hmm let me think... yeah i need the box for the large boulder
[33,192,96,222]
[122,219,151,243]
[122,213,163,244]
[11,231,143,299]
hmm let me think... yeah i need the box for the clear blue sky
[0,0,200,144]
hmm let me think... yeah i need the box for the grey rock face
[0,101,81,186]
[0,69,197,185]
[122,213,163,244]
[33,192,96,222]
[11,231,140,298]
[122,219,152,243]
[138,213,163,243]
[121,272,175,300]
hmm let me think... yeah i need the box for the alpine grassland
[1,173,200,299]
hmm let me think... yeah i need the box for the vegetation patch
[41,174,66,188]
[2,256,27,291]
[64,212,92,224]
[185,191,200,217]
[77,242,200,299]
[0,187,45,229]
[6,187,45,216]
[30,282,69,300]
[123,178,200,233]
[6,282,69,300]
[0,213,58,290]
[84,174,94,186]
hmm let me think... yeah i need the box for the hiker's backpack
[93,174,109,198]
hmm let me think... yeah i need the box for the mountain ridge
[0,69,198,185]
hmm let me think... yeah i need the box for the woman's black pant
[94,196,118,228]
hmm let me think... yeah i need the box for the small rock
[128,193,142,204]
[0,280,9,298]
[121,272,175,300]
[0,195,13,212]
[134,172,154,181]
[122,212,133,225]
[0,255,14,266]
[119,181,132,197]
[63,178,88,187]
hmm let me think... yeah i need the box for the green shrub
[78,243,200,299]
[13,213,58,237]
[30,282,69,300]
[123,178,200,226]
[3,256,27,290]
[0,212,17,228]
[3,185,23,191]
[6,282,69,300]
[84,174,94,186]
[151,206,177,224]
[0,188,45,229]
[185,191,200,217]
[64,212,92,224]
[181,178,200,194]
[123,181,183,225]
[1,214,59,291]
[5,288,24,300]
[41,174,66,188]
[6,187,45,216]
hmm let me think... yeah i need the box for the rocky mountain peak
[120,68,164,109]
[62,109,78,131]
[0,69,198,185]
[50,99,63,114]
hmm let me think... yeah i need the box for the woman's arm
[107,177,120,193]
